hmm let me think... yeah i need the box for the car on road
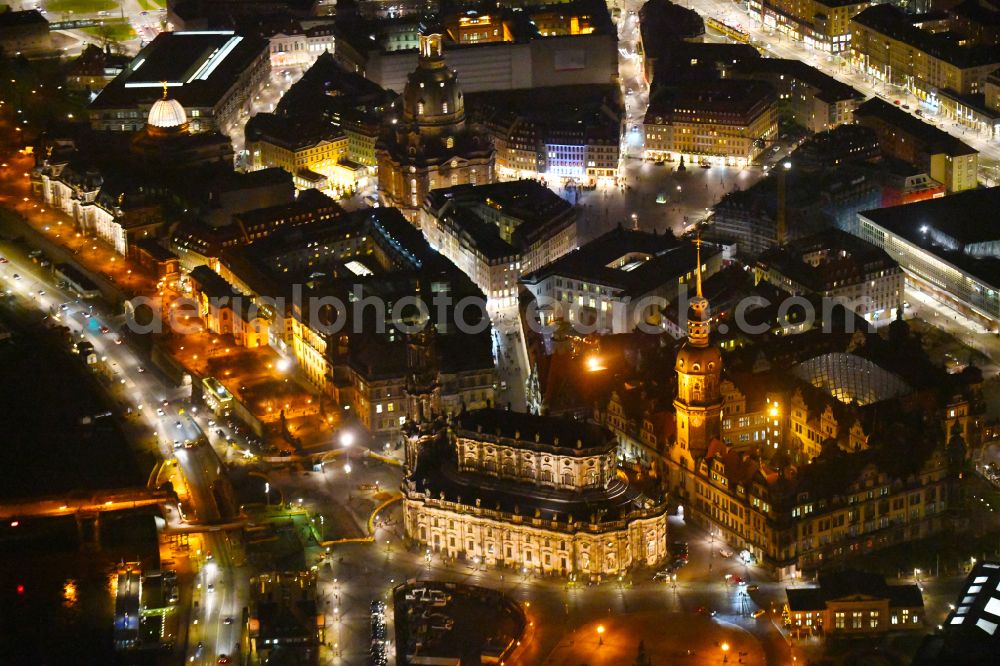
[902,104,910,110]
[695,606,717,616]
[894,99,901,105]
[137,366,145,373]
[217,656,231,665]
[752,609,767,618]
[157,408,165,416]
[175,421,182,429]
[223,617,233,625]
[719,548,734,558]
[114,337,123,345]
[82,311,91,318]
[207,584,214,593]
[747,584,759,592]
[99,325,110,334]
[0,257,7,263]
[12,273,19,280]
[653,570,674,581]
[60,303,69,311]
[36,289,45,296]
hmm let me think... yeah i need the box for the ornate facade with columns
[402,409,669,577]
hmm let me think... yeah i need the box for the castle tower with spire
[673,238,723,461]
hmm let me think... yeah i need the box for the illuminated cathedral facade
[375,26,495,221]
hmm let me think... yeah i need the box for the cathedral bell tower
[673,238,723,460]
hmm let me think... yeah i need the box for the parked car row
[370,599,388,665]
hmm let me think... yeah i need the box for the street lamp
[596,624,605,646]
[265,482,270,507]
[721,641,730,663]
[341,430,354,473]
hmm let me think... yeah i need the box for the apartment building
[644,80,778,167]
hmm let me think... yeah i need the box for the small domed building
[129,86,234,168]
[376,24,494,220]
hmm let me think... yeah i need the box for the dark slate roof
[757,228,899,293]
[731,57,863,104]
[465,83,622,143]
[647,79,775,120]
[852,4,1000,69]
[91,31,269,110]
[786,587,826,611]
[0,9,47,28]
[520,226,715,298]
[455,408,615,452]
[189,265,239,300]
[425,180,577,255]
[786,570,924,610]
[859,187,1000,288]
[245,112,345,151]
[409,435,654,523]
[855,97,976,156]
[133,238,177,262]
[441,205,516,261]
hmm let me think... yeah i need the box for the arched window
[442,102,449,114]
[417,102,424,115]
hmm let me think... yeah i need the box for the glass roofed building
[915,561,1000,664]
[792,352,911,406]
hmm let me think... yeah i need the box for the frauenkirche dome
[402,30,465,132]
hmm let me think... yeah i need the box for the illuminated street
[0,228,249,664]
[686,0,1000,181]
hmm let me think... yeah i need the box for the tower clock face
[691,415,703,428]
